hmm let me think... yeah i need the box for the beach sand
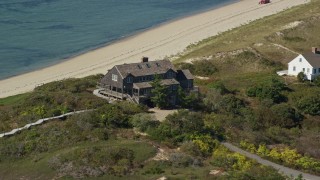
[0,0,309,98]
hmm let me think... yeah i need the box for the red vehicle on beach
[259,0,270,4]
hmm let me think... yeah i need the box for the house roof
[133,82,152,89]
[161,79,180,86]
[115,60,176,78]
[179,69,194,80]
[133,79,180,89]
[302,52,320,67]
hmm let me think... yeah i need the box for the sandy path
[0,0,309,98]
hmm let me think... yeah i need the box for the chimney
[312,47,318,54]
[142,56,149,63]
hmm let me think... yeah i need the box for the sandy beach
[0,0,309,98]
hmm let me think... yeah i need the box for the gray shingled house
[98,57,195,105]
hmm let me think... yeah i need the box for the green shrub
[246,77,286,103]
[131,113,159,132]
[296,94,320,115]
[297,72,305,82]
[314,76,320,86]
[270,103,302,128]
[169,153,202,167]
[208,81,229,94]
[193,60,217,76]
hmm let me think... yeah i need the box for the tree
[297,72,305,82]
[151,75,168,108]
[296,94,320,115]
[270,104,302,128]
[177,86,198,108]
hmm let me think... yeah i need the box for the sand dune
[0,0,309,98]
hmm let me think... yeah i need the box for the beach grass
[177,0,319,62]
[0,93,30,106]
[0,139,156,180]
[174,0,320,92]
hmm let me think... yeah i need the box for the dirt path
[222,142,320,180]
[148,108,177,122]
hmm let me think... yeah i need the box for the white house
[287,47,320,80]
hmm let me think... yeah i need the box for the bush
[296,94,320,115]
[193,60,218,76]
[246,77,286,103]
[180,141,203,157]
[169,153,202,167]
[49,146,135,177]
[208,81,229,95]
[270,104,302,128]
[130,113,159,132]
[297,72,305,82]
[219,95,245,115]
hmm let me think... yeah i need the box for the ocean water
[0,0,233,80]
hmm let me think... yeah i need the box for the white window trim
[112,74,118,81]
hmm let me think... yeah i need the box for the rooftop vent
[142,56,149,63]
[137,64,142,69]
[146,63,151,68]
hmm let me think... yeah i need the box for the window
[112,74,118,81]
[140,76,146,82]
[299,58,302,62]
[319,68,320,73]
[188,80,192,88]
[307,68,310,73]
[167,71,173,78]
[314,69,317,74]
[127,77,133,83]
[293,66,296,71]
[172,85,177,90]
[303,68,305,72]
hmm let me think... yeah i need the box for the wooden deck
[99,89,126,99]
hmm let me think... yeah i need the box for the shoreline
[0,0,309,98]
[0,0,237,82]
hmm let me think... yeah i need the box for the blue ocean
[0,0,233,80]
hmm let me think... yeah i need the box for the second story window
[112,74,118,81]
[127,77,133,83]
[168,71,173,78]
[140,76,147,82]
[293,66,296,71]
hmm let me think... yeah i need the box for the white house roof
[302,52,320,67]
